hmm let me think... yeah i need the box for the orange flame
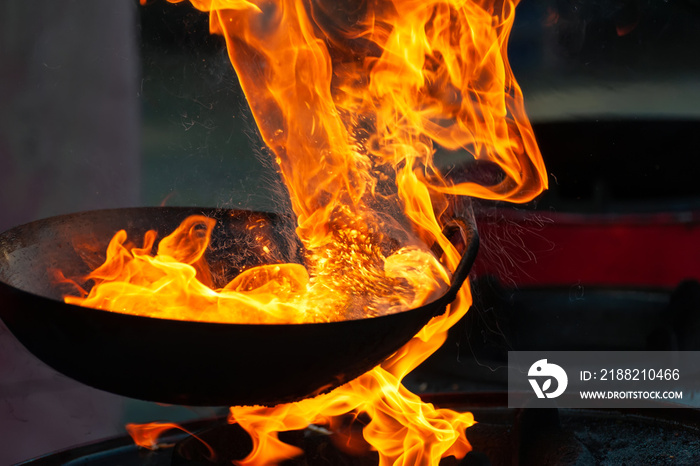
[81,0,546,463]
[126,421,216,459]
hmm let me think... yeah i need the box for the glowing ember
[102,0,546,463]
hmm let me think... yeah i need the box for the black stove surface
[21,396,700,466]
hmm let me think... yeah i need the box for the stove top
[21,394,700,465]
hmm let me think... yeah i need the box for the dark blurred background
[1,0,700,463]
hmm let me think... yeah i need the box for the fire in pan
[0,207,477,407]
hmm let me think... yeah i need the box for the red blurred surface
[473,210,700,288]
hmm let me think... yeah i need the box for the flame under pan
[0,207,477,406]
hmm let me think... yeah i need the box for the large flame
[78,0,546,463]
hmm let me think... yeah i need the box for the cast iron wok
[0,207,478,406]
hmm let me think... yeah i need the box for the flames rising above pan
[78,0,548,463]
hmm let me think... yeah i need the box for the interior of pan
[0,207,477,406]
[0,207,303,301]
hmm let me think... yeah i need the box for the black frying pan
[0,207,478,406]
